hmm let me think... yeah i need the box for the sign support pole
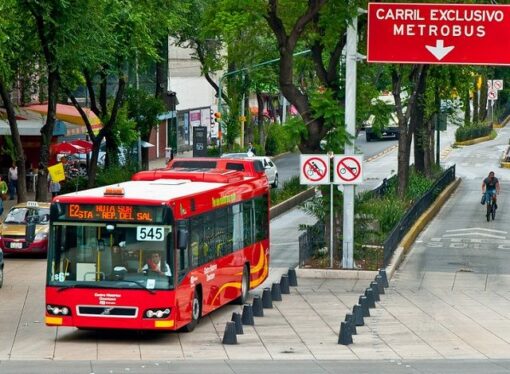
[342,16,357,269]
[330,182,334,268]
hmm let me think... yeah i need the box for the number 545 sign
[137,226,165,241]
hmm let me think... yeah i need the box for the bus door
[176,220,190,283]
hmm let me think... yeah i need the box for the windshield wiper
[56,283,111,292]
[114,279,156,294]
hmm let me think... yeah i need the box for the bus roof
[54,167,268,213]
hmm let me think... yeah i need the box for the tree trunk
[36,70,59,202]
[412,66,428,174]
[464,89,471,126]
[473,77,479,125]
[479,76,488,122]
[0,80,28,203]
[256,91,264,144]
[155,38,168,99]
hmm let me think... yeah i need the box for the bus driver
[142,251,171,276]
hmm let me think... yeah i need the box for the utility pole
[342,16,358,269]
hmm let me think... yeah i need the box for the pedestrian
[8,162,18,200]
[247,142,256,155]
[50,180,61,198]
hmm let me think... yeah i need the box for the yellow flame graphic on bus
[210,244,268,305]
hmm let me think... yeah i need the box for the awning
[25,104,102,132]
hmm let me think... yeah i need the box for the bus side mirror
[177,229,188,250]
[26,222,36,243]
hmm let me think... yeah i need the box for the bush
[455,124,492,142]
[265,123,296,156]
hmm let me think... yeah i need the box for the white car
[221,153,279,188]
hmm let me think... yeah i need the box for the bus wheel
[235,265,250,305]
[182,290,201,332]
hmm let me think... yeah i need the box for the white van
[364,92,402,142]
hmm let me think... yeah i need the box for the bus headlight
[35,232,48,242]
[46,304,71,316]
[144,308,171,319]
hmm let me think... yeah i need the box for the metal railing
[382,165,456,266]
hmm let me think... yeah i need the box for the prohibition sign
[303,157,328,182]
[336,156,361,182]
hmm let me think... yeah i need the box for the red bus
[45,166,269,331]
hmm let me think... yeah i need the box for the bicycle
[484,192,496,221]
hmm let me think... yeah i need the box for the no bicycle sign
[300,155,330,185]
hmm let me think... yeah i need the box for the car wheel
[366,133,372,142]
[181,290,201,332]
[271,174,279,188]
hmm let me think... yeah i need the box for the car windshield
[4,207,50,225]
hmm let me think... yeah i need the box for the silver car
[221,153,279,188]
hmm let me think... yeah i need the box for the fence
[298,165,456,269]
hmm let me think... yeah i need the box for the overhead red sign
[367,3,510,65]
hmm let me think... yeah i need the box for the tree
[0,0,38,203]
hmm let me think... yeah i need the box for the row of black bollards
[222,268,299,344]
[338,268,389,345]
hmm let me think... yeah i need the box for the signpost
[300,155,330,185]
[367,3,510,65]
[334,156,363,185]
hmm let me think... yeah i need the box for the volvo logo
[101,307,114,315]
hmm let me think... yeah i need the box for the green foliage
[455,124,492,142]
[265,124,297,156]
[405,170,435,202]
[125,87,166,138]
[270,176,307,206]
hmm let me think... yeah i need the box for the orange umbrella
[26,104,102,129]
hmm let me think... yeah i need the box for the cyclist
[482,171,500,209]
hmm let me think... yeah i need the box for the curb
[269,187,315,220]
[384,177,461,280]
[296,177,462,280]
[365,145,397,163]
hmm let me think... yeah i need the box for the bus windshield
[47,222,174,291]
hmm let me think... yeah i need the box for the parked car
[0,201,51,255]
[221,153,279,188]
[0,247,3,287]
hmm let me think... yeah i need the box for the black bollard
[338,321,353,345]
[241,304,255,325]
[358,295,370,317]
[288,268,298,287]
[353,304,364,326]
[252,295,264,317]
[262,287,273,308]
[378,268,389,288]
[231,312,244,335]
[365,288,376,308]
[222,321,238,344]
[280,274,290,294]
[344,313,357,335]
[375,275,385,295]
[271,282,282,301]
[370,281,380,302]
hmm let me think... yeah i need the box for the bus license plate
[10,242,23,249]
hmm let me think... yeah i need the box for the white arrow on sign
[425,40,454,61]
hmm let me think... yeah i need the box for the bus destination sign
[66,204,162,222]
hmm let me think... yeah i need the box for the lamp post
[216,50,311,154]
